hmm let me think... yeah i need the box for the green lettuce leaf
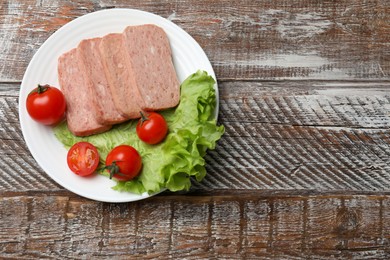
[54,70,224,194]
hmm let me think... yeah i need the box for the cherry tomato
[136,111,168,145]
[26,84,66,125]
[105,145,142,181]
[67,142,100,177]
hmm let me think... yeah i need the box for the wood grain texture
[0,81,390,195]
[1,0,389,81]
[195,81,390,192]
[1,0,390,258]
[0,194,389,259]
[1,81,390,193]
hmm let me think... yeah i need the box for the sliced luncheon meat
[77,38,128,124]
[123,24,180,111]
[58,49,111,137]
[99,33,143,119]
[57,24,181,136]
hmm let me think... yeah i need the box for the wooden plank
[1,0,389,81]
[169,199,211,257]
[0,196,29,257]
[2,81,390,193]
[0,194,389,258]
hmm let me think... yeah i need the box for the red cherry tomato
[105,145,142,181]
[67,142,100,176]
[136,112,168,145]
[26,84,66,125]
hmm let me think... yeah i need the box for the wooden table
[1,1,390,258]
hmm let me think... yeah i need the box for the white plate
[19,8,217,203]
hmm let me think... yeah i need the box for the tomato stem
[37,84,49,94]
[139,111,149,124]
[102,160,125,179]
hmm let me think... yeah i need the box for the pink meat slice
[58,48,111,137]
[99,33,143,119]
[77,38,128,124]
[123,24,180,111]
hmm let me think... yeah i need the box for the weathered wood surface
[2,81,390,193]
[1,0,390,81]
[1,0,390,258]
[1,194,390,259]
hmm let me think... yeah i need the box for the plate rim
[18,8,218,203]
